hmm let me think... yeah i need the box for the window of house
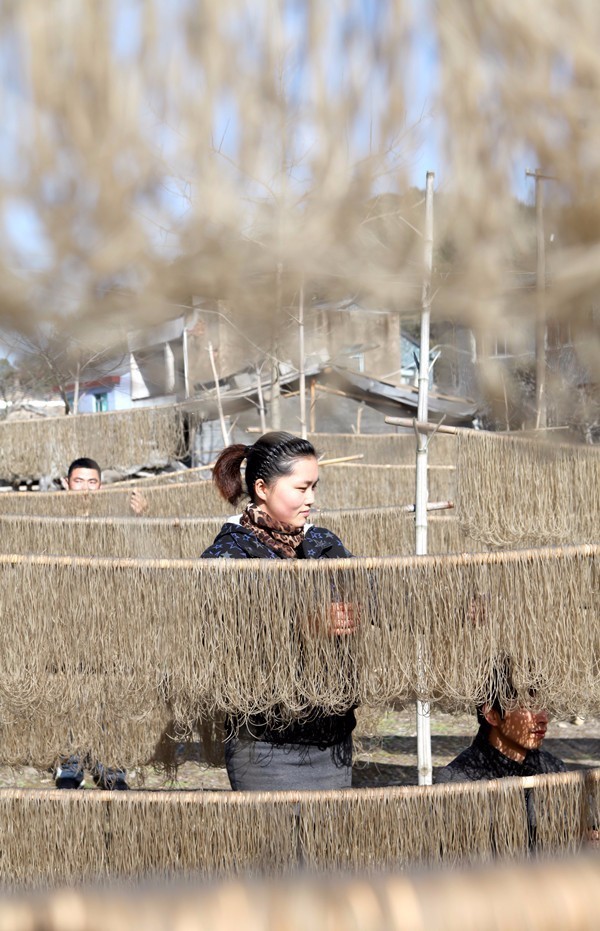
[349,351,365,372]
[94,392,109,413]
[491,335,510,357]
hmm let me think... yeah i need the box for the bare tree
[1,326,127,415]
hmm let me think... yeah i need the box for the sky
[0,0,534,277]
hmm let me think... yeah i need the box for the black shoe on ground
[93,773,129,791]
[55,777,84,789]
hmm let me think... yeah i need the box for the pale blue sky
[0,0,533,272]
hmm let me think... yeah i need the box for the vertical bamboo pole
[182,322,190,400]
[310,377,316,432]
[72,361,81,415]
[298,284,307,439]
[534,170,547,430]
[415,171,434,786]
[208,342,229,447]
[270,262,283,431]
[256,365,267,434]
[526,168,557,430]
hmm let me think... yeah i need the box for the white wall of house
[75,373,133,413]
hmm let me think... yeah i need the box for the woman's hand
[329,602,359,637]
[587,829,600,849]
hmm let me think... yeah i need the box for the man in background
[55,457,129,790]
[436,696,565,784]
[436,664,565,846]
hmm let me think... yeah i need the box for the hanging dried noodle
[0,770,596,888]
[0,545,595,766]
[456,432,600,547]
[0,511,468,560]
[0,407,186,483]
[0,464,455,516]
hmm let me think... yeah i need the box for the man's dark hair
[476,657,518,730]
[67,458,102,480]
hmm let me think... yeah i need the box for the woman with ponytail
[202,431,357,791]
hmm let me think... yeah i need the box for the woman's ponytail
[213,432,317,506]
[212,444,249,505]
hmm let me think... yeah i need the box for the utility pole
[415,170,434,786]
[526,169,557,430]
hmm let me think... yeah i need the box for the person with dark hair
[436,665,565,845]
[202,431,357,791]
[55,458,129,791]
[437,659,565,786]
[62,457,148,515]
[61,457,103,491]
[436,698,564,785]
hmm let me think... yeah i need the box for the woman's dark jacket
[202,520,356,748]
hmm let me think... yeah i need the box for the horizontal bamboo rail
[0,770,595,890]
[0,542,592,571]
[3,767,593,802]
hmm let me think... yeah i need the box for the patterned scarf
[240,503,304,558]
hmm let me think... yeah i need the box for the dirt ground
[3,709,600,791]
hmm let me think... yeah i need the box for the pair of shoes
[55,776,84,789]
[96,779,129,791]
[93,772,129,791]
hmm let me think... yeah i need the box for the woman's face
[255,455,319,528]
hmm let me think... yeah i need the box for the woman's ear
[253,478,268,504]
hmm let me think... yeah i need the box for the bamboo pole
[0,767,592,802]
[207,342,229,446]
[108,463,216,485]
[535,169,547,430]
[270,262,283,431]
[256,365,267,434]
[386,416,459,434]
[526,169,547,430]
[0,504,454,535]
[95,455,367,483]
[182,323,190,400]
[72,360,80,414]
[314,383,350,399]
[298,284,307,439]
[416,170,434,786]
[403,500,453,513]
[0,541,594,571]
[318,454,364,465]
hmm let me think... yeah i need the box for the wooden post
[415,171,434,786]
